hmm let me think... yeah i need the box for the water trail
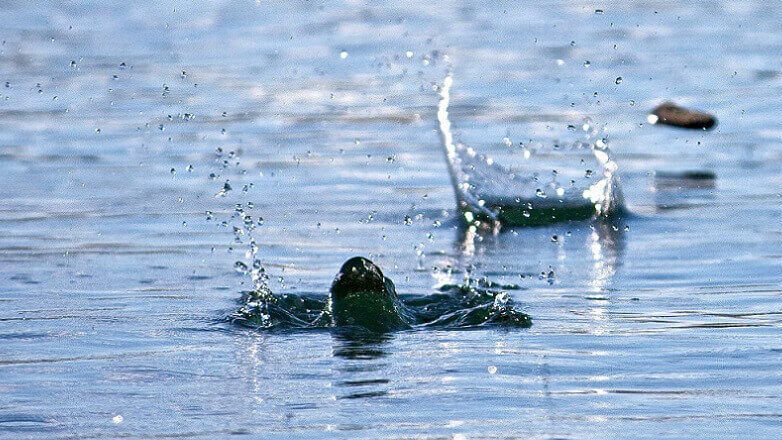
[436,73,623,227]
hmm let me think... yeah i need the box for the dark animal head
[330,256,391,299]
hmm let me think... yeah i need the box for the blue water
[2,1,782,438]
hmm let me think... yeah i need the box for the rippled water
[3,1,782,438]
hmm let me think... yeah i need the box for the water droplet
[535,189,547,198]
[234,261,249,274]
[170,168,176,175]
[595,9,604,14]
[615,76,623,84]
[583,60,591,67]
[186,164,193,172]
[405,51,413,58]
[94,128,101,134]
[340,50,348,59]
[112,415,123,424]
[488,365,498,374]
[432,220,441,227]
[216,181,232,197]
[403,215,413,226]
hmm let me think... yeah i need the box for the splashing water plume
[231,278,531,332]
[437,73,623,228]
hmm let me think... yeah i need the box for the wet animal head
[329,257,407,332]
[330,256,394,299]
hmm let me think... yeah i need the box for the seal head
[331,257,392,300]
[329,257,410,332]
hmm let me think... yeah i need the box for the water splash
[206,146,274,300]
[436,74,501,226]
[436,73,623,228]
[231,279,531,331]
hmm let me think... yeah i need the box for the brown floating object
[648,102,717,130]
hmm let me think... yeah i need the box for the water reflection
[581,221,626,335]
[587,220,626,294]
[331,330,394,361]
[652,171,718,212]
[233,332,267,404]
[448,217,626,290]
[441,217,627,335]
[331,330,393,400]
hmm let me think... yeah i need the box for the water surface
[2,1,782,438]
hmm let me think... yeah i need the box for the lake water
[2,1,782,438]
